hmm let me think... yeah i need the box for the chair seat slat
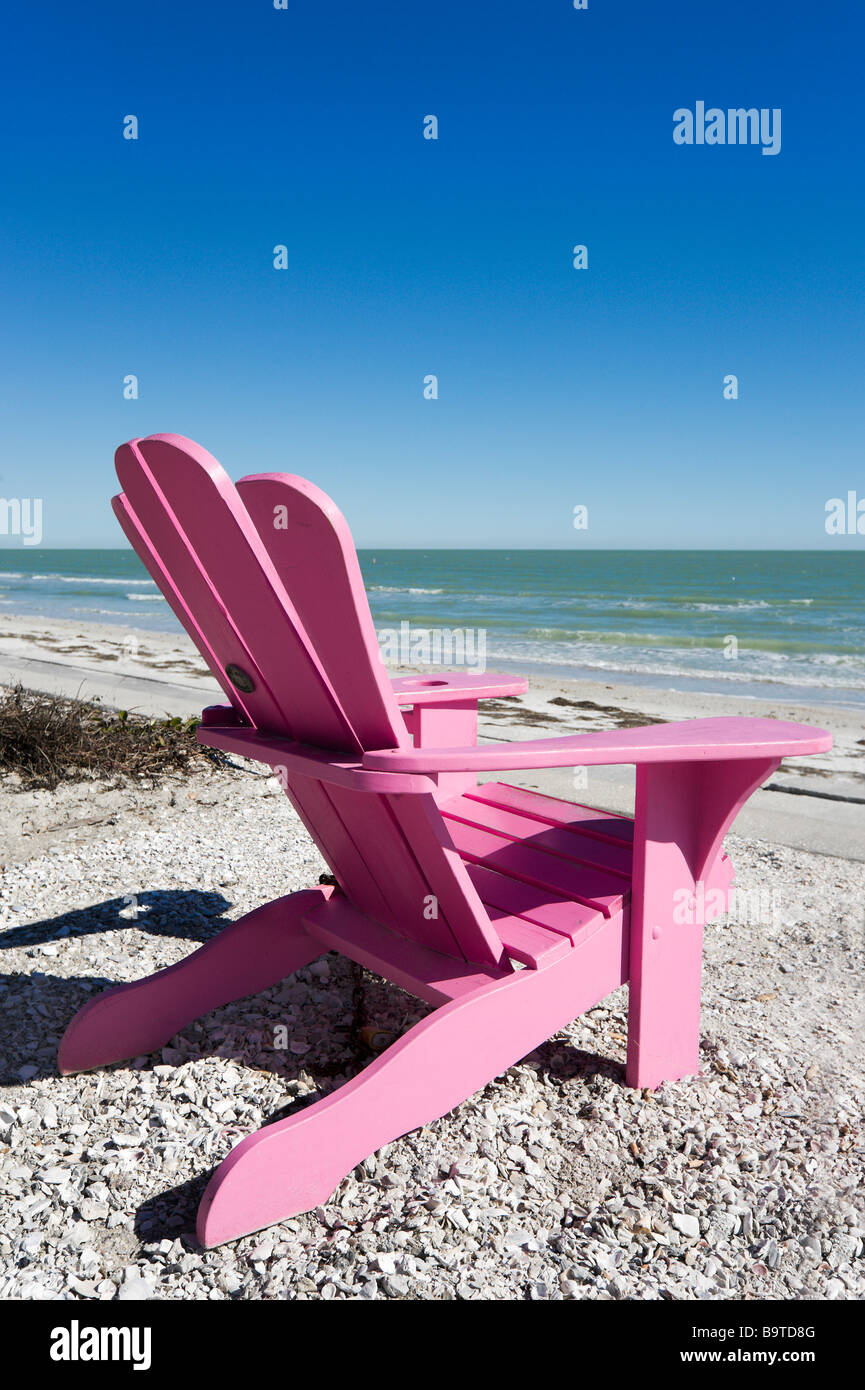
[444,817,626,918]
[467,782,636,844]
[443,793,633,878]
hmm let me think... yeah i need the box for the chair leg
[58,888,331,1075]
[197,917,626,1246]
[626,758,776,1089]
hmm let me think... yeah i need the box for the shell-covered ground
[0,764,862,1300]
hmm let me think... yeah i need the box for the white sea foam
[17,574,155,586]
[368,585,444,595]
[690,600,772,612]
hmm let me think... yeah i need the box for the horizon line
[1,546,863,556]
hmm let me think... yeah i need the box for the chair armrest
[363,717,832,773]
[197,723,438,794]
[390,673,528,706]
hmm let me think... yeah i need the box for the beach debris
[0,684,224,790]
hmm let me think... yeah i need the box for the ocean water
[1,549,863,708]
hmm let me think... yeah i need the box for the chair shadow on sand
[0,888,619,1242]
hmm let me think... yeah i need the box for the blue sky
[0,0,861,548]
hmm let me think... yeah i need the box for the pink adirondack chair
[59,434,832,1246]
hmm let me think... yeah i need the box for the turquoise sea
[1,549,863,708]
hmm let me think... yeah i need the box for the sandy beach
[0,614,862,1300]
[1,613,863,860]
